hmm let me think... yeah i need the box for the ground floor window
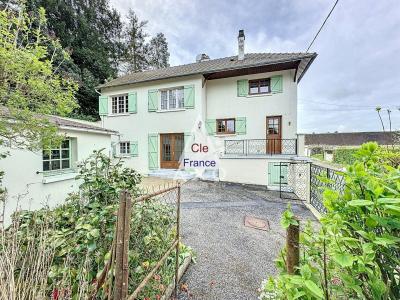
[216,118,235,134]
[119,141,130,155]
[43,139,71,172]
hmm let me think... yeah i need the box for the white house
[97,30,316,187]
[0,116,117,225]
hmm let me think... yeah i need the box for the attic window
[249,78,271,94]
[111,94,128,114]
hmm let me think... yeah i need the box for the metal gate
[277,161,309,201]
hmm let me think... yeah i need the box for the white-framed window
[160,88,184,110]
[42,139,71,172]
[112,94,129,114]
[119,142,130,155]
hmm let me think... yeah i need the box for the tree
[122,9,148,73]
[147,33,170,69]
[25,0,124,117]
[0,5,78,150]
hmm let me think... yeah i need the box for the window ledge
[156,108,186,113]
[42,171,78,184]
[115,154,133,158]
[107,113,133,117]
[214,133,237,137]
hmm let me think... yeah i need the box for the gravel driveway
[177,179,317,300]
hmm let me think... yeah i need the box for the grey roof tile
[98,52,317,89]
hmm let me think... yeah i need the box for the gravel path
[177,180,317,300]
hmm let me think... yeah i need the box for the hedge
[333,148,359,165]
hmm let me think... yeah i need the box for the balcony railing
[224,139,297,156]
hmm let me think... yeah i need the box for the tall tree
[0,5,78,150]
[147,33,170,69]
[122,9,148,73]
[25,0,124,117]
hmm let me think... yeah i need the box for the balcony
[224,139,298,156]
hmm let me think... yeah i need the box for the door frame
[160,133,184,169]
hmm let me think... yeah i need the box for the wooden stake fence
[286,218,300,275]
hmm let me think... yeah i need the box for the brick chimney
[238,30,245,60]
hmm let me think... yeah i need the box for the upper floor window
[160,88,184,110]
[217,118,235,134]
[43,139,71,172]
[249,78,270,95]
[119,141,130,155]
[112,94,128,114]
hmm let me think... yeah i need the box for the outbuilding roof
[98,52,317,89]
[305,132,398,146]
[49,116,117,135]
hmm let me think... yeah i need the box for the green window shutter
[205,119,216,135]
[111,143,116,157]
[184,85,195,108]
[184,132,194,158]
[235,117,246,135]
[128,92,137,113]
[148,134,158,169]
[99,96,108,116]
[237,80,248,97]
[130,141,138,157]
[148,89,158,112]
[271,75,283,93]
[268,163,288,185]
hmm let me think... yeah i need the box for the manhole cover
[244,216,270,231]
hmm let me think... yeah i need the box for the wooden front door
[266,116,282,154]
[160,133,184,169]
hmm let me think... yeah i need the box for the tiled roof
[305,132,398,146]
[49,116,117,134]
[98,52,317,89]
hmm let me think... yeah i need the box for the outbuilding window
[249,78,270,95]
[216,118,235,134]
[119,142,130,155]
[43,139,71,172]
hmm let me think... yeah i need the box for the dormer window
[112,94,128,114]
[249,78,270,95]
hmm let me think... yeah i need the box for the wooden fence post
[174,184,181,299]
[114,190,131,300]
[286,218,300,275]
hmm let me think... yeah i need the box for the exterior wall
[0,129,112,225]
[219,157,293,187]
[100,75,204,174]
[100,69,298,175]
[206,70,298,152]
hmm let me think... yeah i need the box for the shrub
[332,148,358,165]
[261,142,400,299]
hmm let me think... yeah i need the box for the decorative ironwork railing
[224,139,297,156]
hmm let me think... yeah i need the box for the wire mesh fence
[91,183,183,300]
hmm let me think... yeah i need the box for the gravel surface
[177,179,317,300]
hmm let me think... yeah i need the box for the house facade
[97,30,316,187]
[0,116,117,225]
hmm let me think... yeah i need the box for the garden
[260,142,400,299]
[0,151,193,299]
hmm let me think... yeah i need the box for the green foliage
[8,150,191,299]
[280,204,299,229]
[261,142,400,299]
[311,153,324,161]
[0,5,78,150]
[76,149,142,203]
[332,148,359,165]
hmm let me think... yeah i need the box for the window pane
[120,143,125,154]
[51,149,60,159]
[51,160,60,170]
[61,140,69,149]
[226,120,235,132]
[62,159,70,169]
[161,91,168,110]
[112,97,118,114]
[169,90,176,109]
[249,81,259,94]
[177,89,184,108]
[43,161,50,171]
[126,142,130,154]
[61,149,69,159]
[118,96,125,113]
[259,84,269,93]
[43,150,50,160]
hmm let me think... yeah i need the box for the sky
[110,0,400,133]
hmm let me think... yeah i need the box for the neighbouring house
[304,131,399,161]
[0,116,117,225]
[97,30,317,187]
